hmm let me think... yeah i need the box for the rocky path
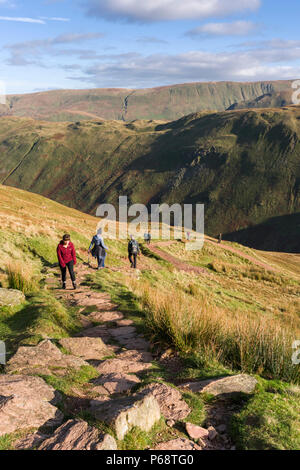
[0,264,257,450]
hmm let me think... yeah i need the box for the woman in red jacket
[57,234,77,290]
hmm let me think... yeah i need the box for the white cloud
[0,16,45,24]
[187,21,259,38]
[85,0,261,22]
[39,17,71,22]
[77,45,300,88]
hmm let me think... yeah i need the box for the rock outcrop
[0,375,63,436]
[91,392,161,440]
[0,288,25,307]
[38,419,117,450]
[180,374,258,397]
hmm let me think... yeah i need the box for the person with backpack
[128,235,140,269]
[57,234,77,290]
[88,229,109,270]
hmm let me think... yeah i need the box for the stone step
[6,340,89,376]
[92,372,141,395]
[59,337,115,361]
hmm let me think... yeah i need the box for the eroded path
[0,263,257,450]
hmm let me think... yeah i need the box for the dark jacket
[128,239,140,254]
[57,241,77,268]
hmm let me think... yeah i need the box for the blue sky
[0,0,300,94]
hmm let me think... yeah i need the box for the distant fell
[0,80,296,122]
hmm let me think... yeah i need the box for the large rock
[186,423,209,440]
[38,419,117,450]
[59,337,114,361]
[152,438,202,451]
[0,375,63,436]
[141,383,191,421]
[91,392,161,440]
[6,339,88,376]
[0,288,25,307]
[180,374,258,397]
[92,372,140,395]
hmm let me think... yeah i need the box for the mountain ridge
[0,80,295,122]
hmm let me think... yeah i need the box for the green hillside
[0,80,295,122]
[0,106,299,251]
[0,185,299,450]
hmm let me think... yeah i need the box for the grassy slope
[0,185,300,449]
[0,106,300,251]
[0,80,294,122]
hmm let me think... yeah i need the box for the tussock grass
[6,261,39,295]
[135,283,300,383]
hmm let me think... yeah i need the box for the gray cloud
[84,0,261,23]
[71,44,300,88]
[5,33,105,66]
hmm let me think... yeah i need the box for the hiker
[128,235,140,269]
[144,232,148,244]
[88,229,109,270]
[147,232,151,245]
[57,234,77,290]
[218,233,222,244]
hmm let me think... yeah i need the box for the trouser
[60,261,76,283]
[97,251,107,268]
[129,253,137,269]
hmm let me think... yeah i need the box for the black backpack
[129,240,139,254]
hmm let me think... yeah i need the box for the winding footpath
[0,263,257,450]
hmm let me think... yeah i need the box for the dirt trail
[152,239,278,274]
[205,239,279,272]
[148,244,208,275]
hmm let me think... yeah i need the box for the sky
[0,0,300,94]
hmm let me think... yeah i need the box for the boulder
[91,392,161,440]
[38,419,117,451]
[186,423,209,440]
[92,372,140,395]
[0,288,25,307]
[6,339,88,376]
[141,383,191,421]
[0,375,63,436]
[180,374,258,397]
[152,438,202,450]
[59,337,114,361]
